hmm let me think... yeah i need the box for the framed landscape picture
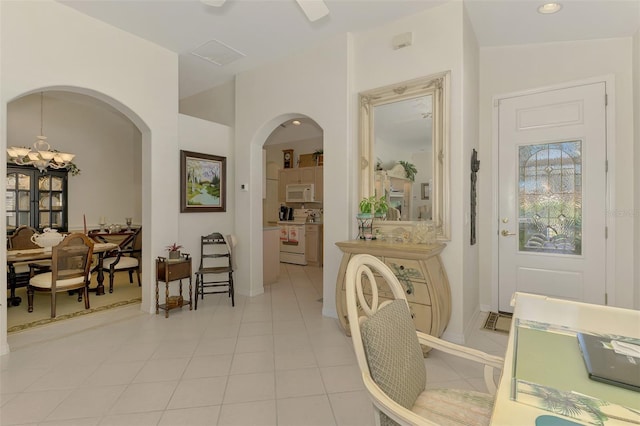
[180,150,226,212]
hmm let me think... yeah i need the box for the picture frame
[180,150,226,212]
[421,182,430,200]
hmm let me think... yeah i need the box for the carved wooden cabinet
[6,165,69,234]
[335,240,451,354]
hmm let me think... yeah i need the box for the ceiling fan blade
[296,0,329,22]
[201,0,226,7]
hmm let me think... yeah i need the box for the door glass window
[518,141,582,255]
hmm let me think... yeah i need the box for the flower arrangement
[165,243,183,252]
[165,243,183,259]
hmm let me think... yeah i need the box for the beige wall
[179,80,235,127]
[7,92,142,230]
[478,37,635,310]
[634,29,640,309]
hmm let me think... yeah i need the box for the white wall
[177,114,234,277]
[634,29,640,309]
[478,38,635,310]
[180,80,235,127]
[461,5,481,335]
[235,34,351,316]
[353,2,468,341]
[1,0,178,355]
[7,92,142,230]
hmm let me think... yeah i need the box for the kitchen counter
[263,227,279,284]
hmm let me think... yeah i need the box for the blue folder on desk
[577,333,640,392]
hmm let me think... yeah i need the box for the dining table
[491,292,640,425]
[6,242,119,306]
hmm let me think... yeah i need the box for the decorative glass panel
[518,141,582,255]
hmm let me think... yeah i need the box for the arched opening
[261,114,324,295]
[4,86,150,331]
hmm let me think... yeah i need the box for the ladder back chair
[27,233,94,318]
[194,232,235,309]
[345,254,504,426]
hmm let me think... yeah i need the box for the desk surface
[491,293,640,426]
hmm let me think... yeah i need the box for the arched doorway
[261,115,324,292]
[3,87,150,337]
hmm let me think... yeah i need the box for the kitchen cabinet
[305,223,323,266]
[314,167,323,202]
[278,166,322,202]
[335,240,451,355]
[6,165,69,234]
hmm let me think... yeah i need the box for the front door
[498,82,608,312]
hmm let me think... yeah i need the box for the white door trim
[490,75,616,311]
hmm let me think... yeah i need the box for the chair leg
[135,269,141,287]
[109,268,115,293]
[84,285,90,309]
[51,292,56,318]
[229,273,235,307]
[128,270,134,284]
[27,286,34,313]
[194,274,200,310]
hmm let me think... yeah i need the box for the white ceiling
[58,0,640,100]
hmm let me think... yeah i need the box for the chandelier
[6,92,75,173]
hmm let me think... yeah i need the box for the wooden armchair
[345,254,504,426]
[6,226,51,306]
[27,233,94,318]
[89,227,142,293]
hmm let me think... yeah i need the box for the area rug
[7,297,141,334]
[483,312,512,333]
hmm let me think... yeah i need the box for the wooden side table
[155,255,192,318]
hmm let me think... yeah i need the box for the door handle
[501,229,516,237]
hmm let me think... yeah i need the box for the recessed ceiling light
[537,2,562,14]
[292,120,301,126]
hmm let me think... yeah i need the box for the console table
[335,240,451,353]
[155,256,192,318]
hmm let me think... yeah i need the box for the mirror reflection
[360,72,450,239]
[374,95,433,221]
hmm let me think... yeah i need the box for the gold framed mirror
[359,71,450,240]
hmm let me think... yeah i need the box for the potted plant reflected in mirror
[166,243,183,260]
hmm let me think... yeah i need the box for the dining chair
[27,233,94,318]
[345,254,504,426]
[90,227,142,293]
[194,232,235,309]
[7,226,51,306]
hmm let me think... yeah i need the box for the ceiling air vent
[191,39,245,66]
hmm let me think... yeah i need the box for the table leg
[6,263,22,307]
[95,252,106,296]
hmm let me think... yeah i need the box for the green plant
[359,195,388,217]
[359,195,376,215]
[398,160,417,181]
[165,243,183,252]
[312,149,323,159]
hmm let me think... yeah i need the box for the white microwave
[286,184,315,203]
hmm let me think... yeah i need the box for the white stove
[278,209,309,265]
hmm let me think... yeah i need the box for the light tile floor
[2,263,507,426]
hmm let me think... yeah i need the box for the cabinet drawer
[157,261,191,281]
[384,258,426,282]
[354,274,430,306]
